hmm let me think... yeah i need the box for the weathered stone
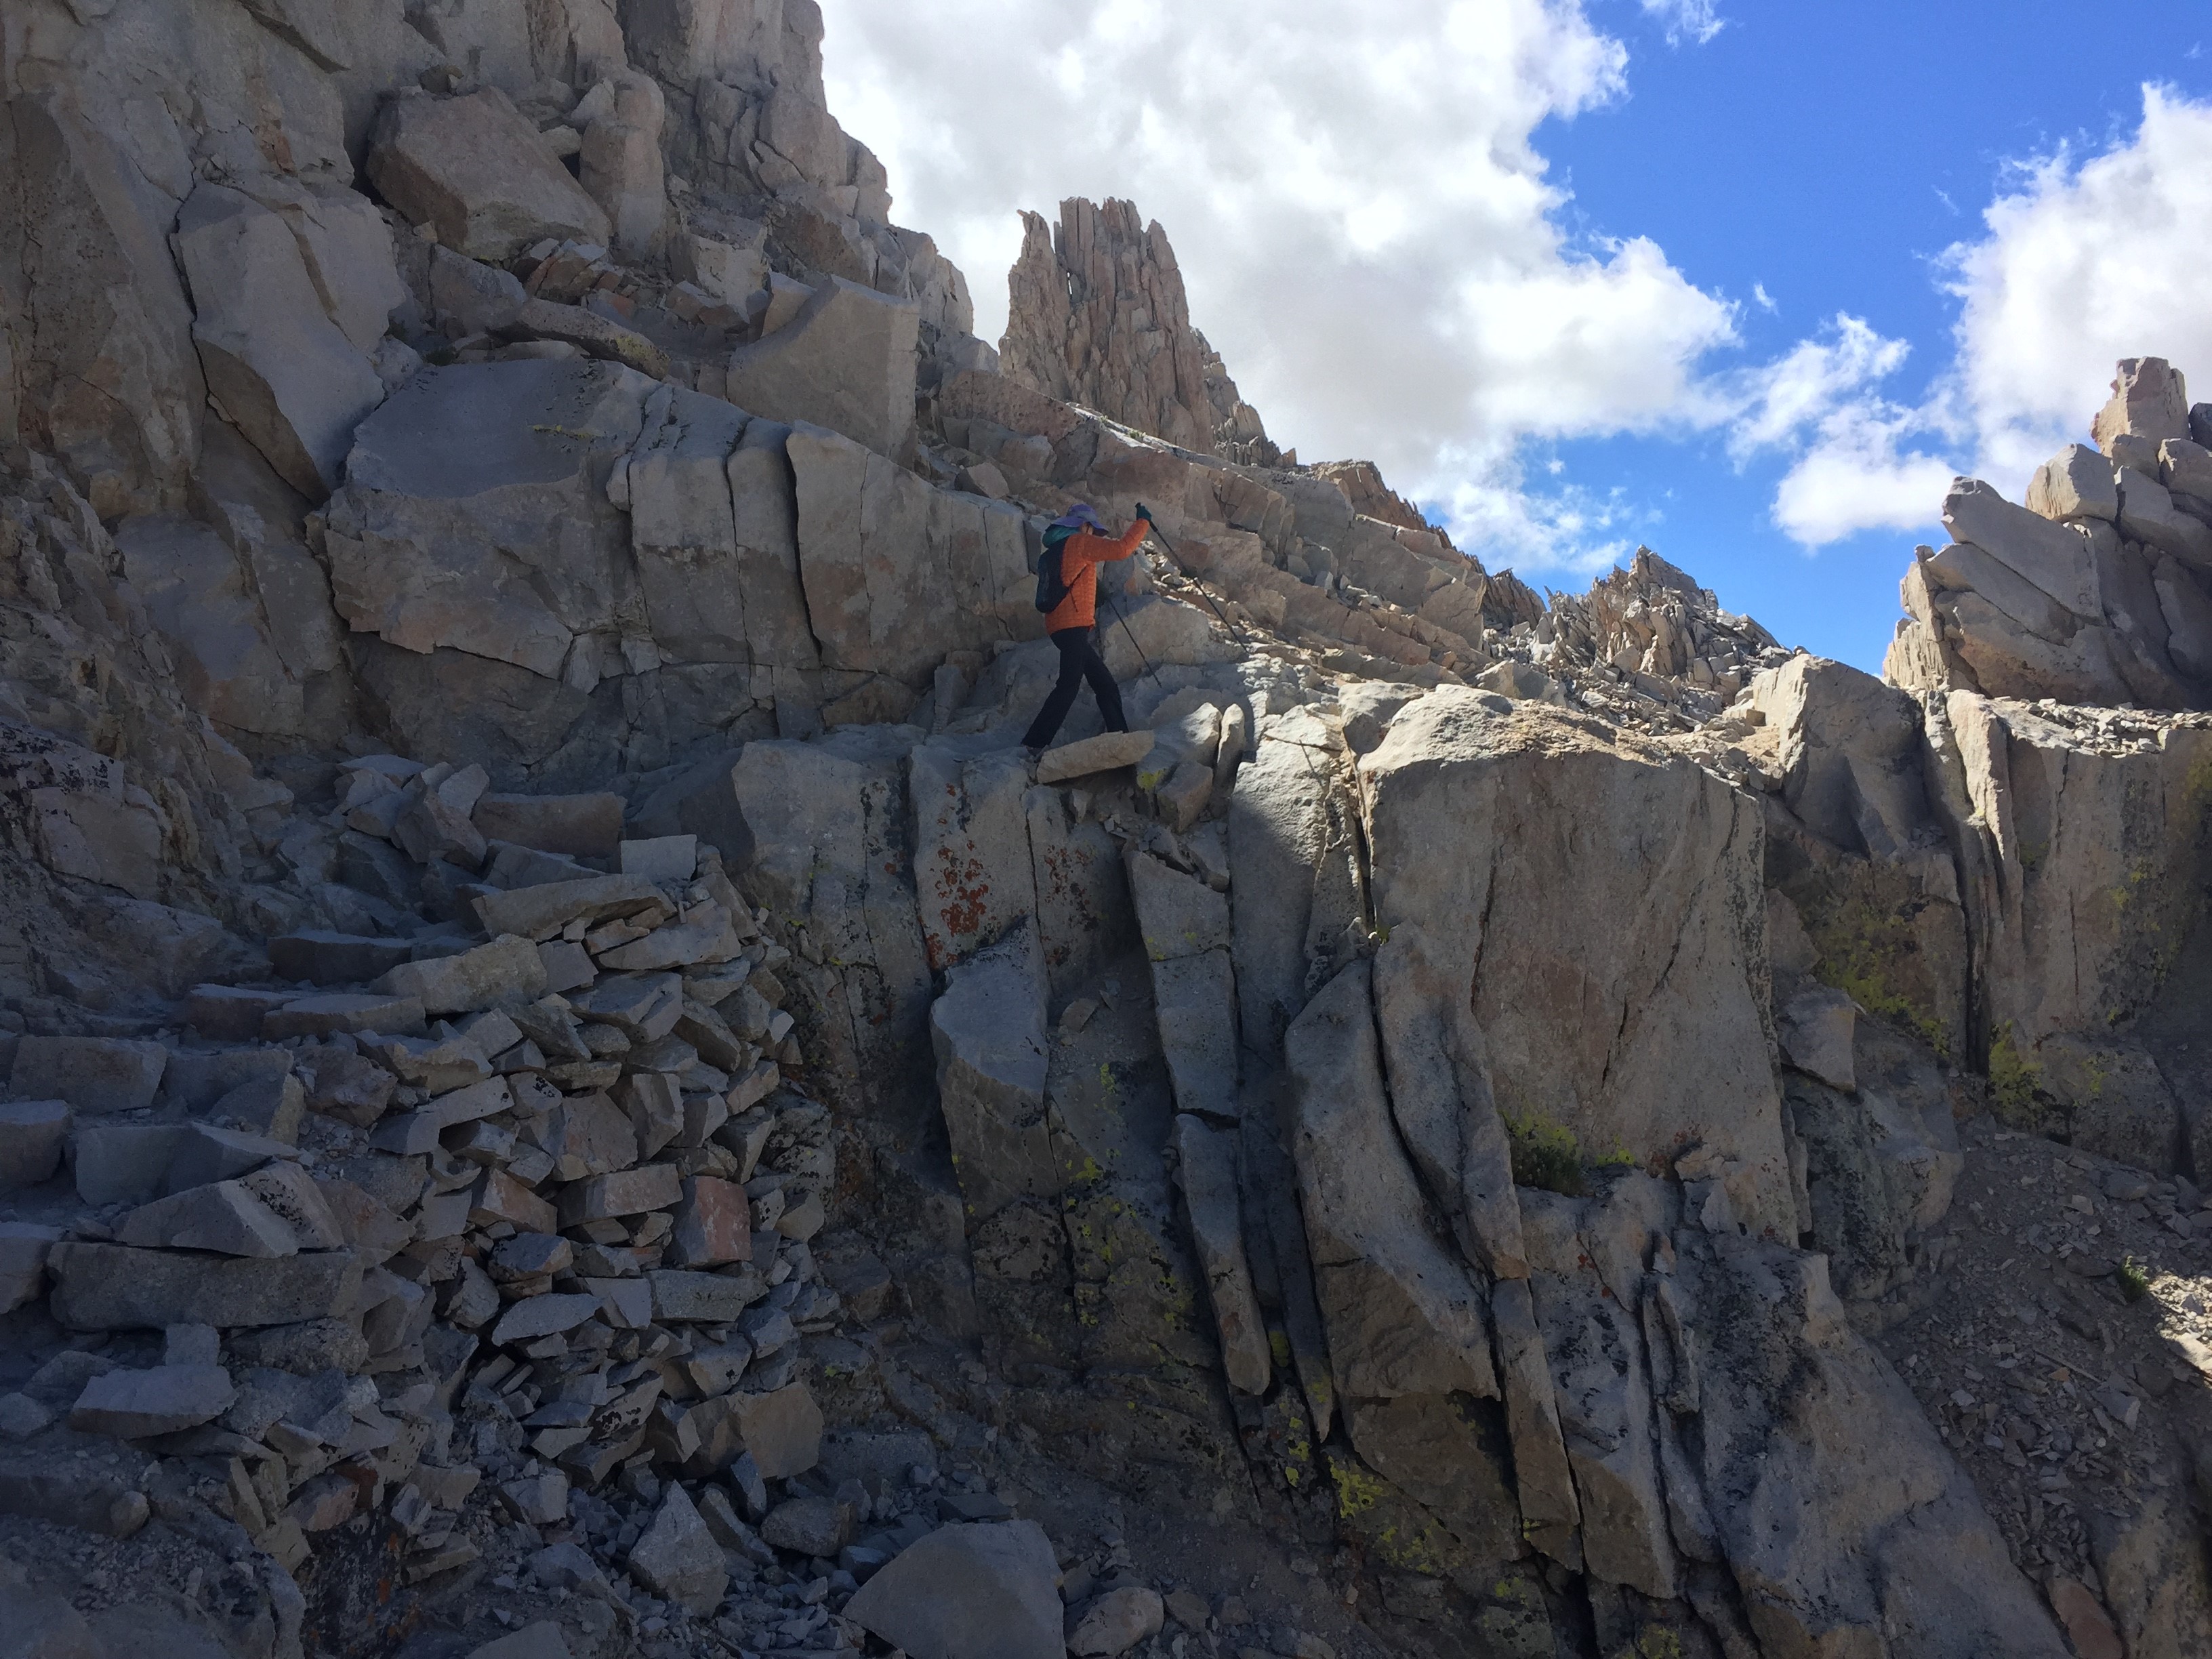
[268,931,414,985]
[1750,653,1933,858]
[558,1162,680,1226]
[843,1517,1063,1659]
[115,1180,300,1258]
[1286,961,1495,1401]
[488,1293,600,1347]
[1361,693,1795,1237]
[1002,197,1261,458]
[1668,1226,2070,1656]
[617,834,697,882]
[1036,729,1155,783]
[598,912,739,972]
[47,1242,360,1330]
[263,991,427,1040]
[726,279,920,457]
[377,935,546,1015]
[1169,1115,1268,1395]
[1125,851,1231,960]
[2028,444,2119,524]
[0,1101,68,1189]
[1490,1274,1580,1565]
[430,244,527,337]
[508,298,669,378]
[1370,923,1526,1280]
[321,360,651,712]
[369,89,611,262]
[1149,949,1239,1120]
[1777,982,1857,1093]
[1943,478,2102,621]
[668,1176,752,1267]
[67,1364,236,1439]
[726,1382,821,1478]
[628,1482,727,1615]
[929,922,1054,1223]
[0,1225,62,1316]
[237,1161,345,1249]
[2116,466,2212,569]
[8,1036,165,1113]
[762,1493,853,1557]
[466,1622,572,1659]
[2093,356,2190,452]
[1069,1587,1165,1658]
[474,874,665,942]
[294,1046,397,1126]
[184,985,295,1042]
[648,1267,764,1326]
[785,427,1036,687]
[165,1124,295,1193]
[474,793,623,857]
[207,1069,306,1144]
[174,182,383,499]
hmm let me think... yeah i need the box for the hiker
[1021,501,1153,757]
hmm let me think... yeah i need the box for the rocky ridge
[1,5,2209,1659]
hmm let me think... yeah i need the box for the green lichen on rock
[1323,1447,1462,1578]
[1503,1113,1584,1196]
[1986,1023,2049,1132]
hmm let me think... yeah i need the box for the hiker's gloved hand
[1134,502,1154,524]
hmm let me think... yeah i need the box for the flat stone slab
[1035,730,1154,783]
[48,1242,361,1331]
[68,1364,237,1438]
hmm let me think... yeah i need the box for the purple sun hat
[1048,503,1107,535]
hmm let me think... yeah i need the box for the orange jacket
[1044,520,1147,633]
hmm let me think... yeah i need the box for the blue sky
[1527,0,2212,667]
[821,0,2212,673]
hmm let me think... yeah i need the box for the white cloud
[1722,316,1959,547]
[1638,0,1725,47]
[817,0,1738,575]
[1754,84,2212,550]
[1943,85,2212,488]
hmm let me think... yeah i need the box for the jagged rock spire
[999,198,1275,463]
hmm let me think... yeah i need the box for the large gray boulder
[322,359,652,681]
[787,425,1036,688]
[1942,478,2102,621]
[726,277,920,457]
[175,182,384,500]
[1669,1227,2070,1656]
[368,88,612,262]
[627,388,818,683]
[843,1519,1063,1659]
[1748,653,1931,858]
[115,515,305,737]
[1284,960,1495,1403]
[2092,356,2190,451]
[1360,690,1795,1236]
[929,920,1054,1223]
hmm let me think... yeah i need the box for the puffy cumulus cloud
[1639,0,1725,48]
[817,0,1738,572]
[1753,86,2212,548]
[1721,316,1959,547]
[1945,85,2212,487]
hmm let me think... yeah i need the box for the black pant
[1022,627,1126,750]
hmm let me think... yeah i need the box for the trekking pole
[1137,509,1249,650]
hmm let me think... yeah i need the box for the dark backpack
[1035,527,1076,613]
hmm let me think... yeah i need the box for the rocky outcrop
[1000,199,1276,464]
[1888,356,2212,710]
